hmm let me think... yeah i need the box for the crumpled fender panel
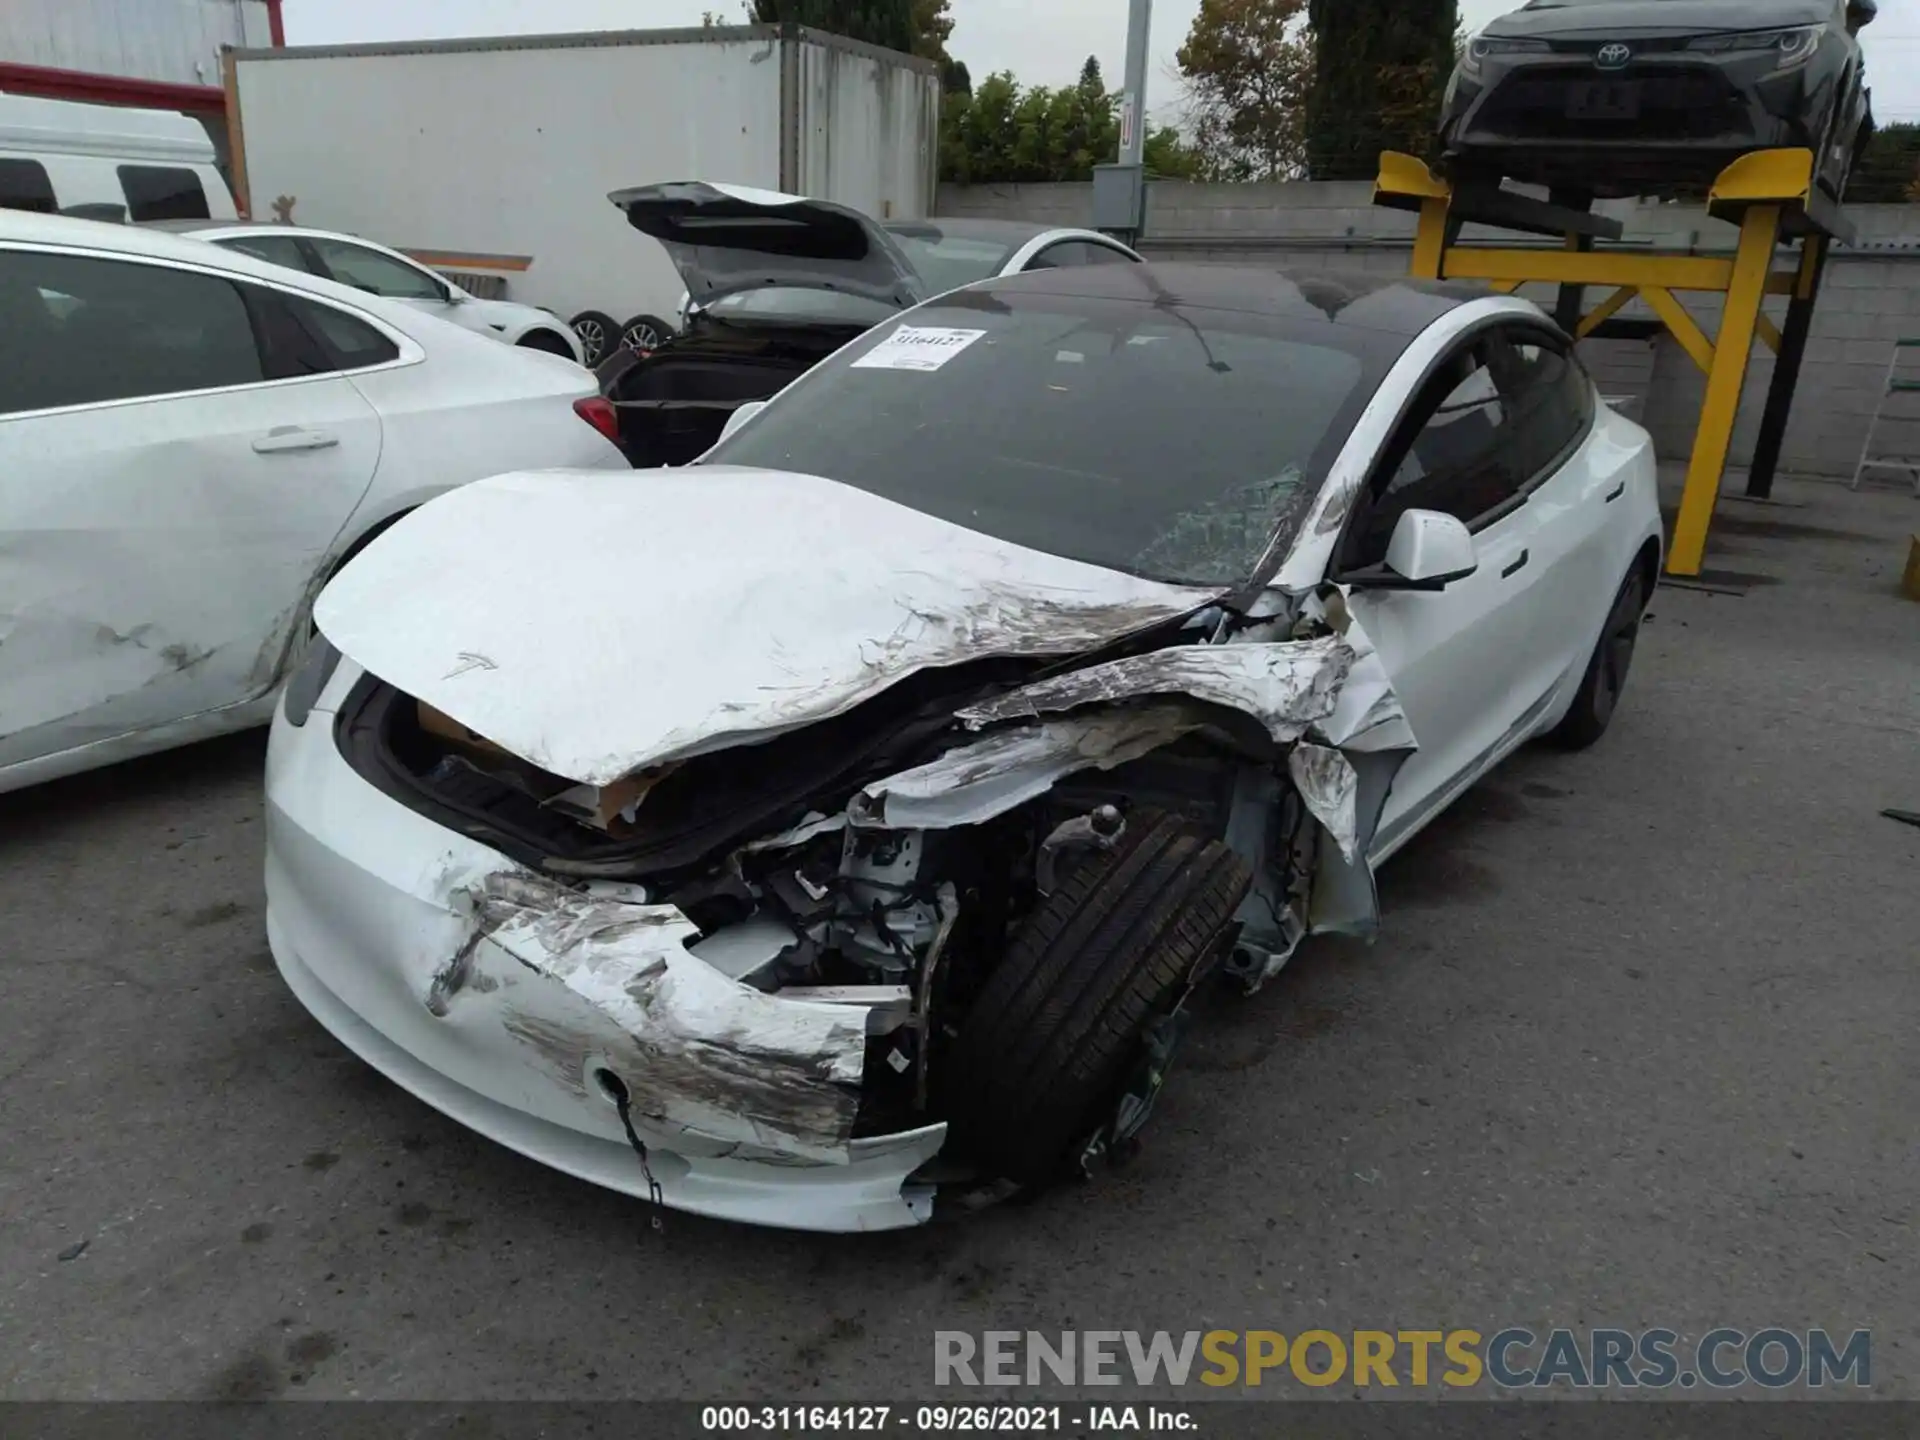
[761,625,1416,947]
[955,634,1354,743]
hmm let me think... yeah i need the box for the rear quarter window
[285,295,401,370]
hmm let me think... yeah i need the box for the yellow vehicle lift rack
[1373,148,1852,578]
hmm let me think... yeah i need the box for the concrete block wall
[936,180,1920,479]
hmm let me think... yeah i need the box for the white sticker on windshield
[852,326,988,372]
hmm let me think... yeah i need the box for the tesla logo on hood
[1595,43,1632,70]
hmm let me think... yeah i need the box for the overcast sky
[285,1,1920,124]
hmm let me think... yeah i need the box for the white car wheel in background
[570,310,618,366]
[619,313,672,353]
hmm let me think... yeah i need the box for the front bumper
[1441,45,1836,192]
[262,692,945,1233]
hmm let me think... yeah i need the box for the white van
[0,94,237,225]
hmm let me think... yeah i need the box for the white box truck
[224,24,940,363]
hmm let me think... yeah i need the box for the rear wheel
[1549,566,1648,750]
[943,811,1252,1185]
[569,310,618,367]
[619,313,672,353]
[516,328,575,358]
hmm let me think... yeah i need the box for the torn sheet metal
[1306,749,1407,942]
[745,811,849,852]
[313,466,1220,787]
[857,704,1210,831]
[1309,613,1418,755]
[449,870,869,1163]
[1288,743,1361,865]
[956,636,1356,744]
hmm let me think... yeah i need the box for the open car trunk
[598,181,922,467]
[598,319,880,467]
[598,349,815,468]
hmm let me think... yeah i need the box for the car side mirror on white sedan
[718,400,767,444]
[1346,508,1480,593]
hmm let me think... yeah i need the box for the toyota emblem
[1596,42,1633,69]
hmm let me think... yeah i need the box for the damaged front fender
[955,634,1354,743]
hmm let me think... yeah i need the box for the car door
[1477,325,1620,706]
[1336,335,1560,855]
[0,245,384,770]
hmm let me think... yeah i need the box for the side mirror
[1847,0,1876,30]
[718,399,767,444]
[441,281,467,305]
[1346,509,1479,593]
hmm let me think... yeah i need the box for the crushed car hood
[1490,0,1833,37]
[609,181,924,313]
[312,467,1222,788]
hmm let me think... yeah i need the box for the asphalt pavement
[2,469,1915,1402]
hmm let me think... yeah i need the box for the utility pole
[1095,0,1152,243]
[1119,0,1151,168]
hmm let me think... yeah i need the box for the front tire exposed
[1549,566,1649,750]
[943,811,1252,1185]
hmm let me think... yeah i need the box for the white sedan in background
[0,210,627,794]
[882,217,1142,291]
[154,220,587,364]
[265,261,1662,1233]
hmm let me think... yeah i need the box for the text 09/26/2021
[702,1408,1194,1432]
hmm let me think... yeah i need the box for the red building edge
[0,0,284,114]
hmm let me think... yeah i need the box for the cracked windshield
[709,289,1372,586]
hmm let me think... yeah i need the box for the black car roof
[963,260,1493,340]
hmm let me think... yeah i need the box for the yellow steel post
[1376,151,1454,280]
[1667,203,1783,577]
[1410,198,1450,280]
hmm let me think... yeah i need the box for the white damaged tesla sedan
[264,262,1664,1233]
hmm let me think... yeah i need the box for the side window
[1485,331,1594,480]
[0,159,57,215]
[217,233,322,276]
[281,293,401,370]
[1079,242,1135,265]
[118,165,210,222]
[1344,342,1524,571]
[307,237,446,301]
[0,249,263,416]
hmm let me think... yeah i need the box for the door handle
[1502,550,1531,579]
[253,427,339,454]
[1604,481,1626,503]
